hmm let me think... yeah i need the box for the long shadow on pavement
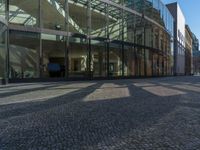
[0,79,193,149]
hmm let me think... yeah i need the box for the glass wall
[108,5,123,77]
[9,30,40,78]
[6,0,174,80]
[0,22,6,79]
[68,36,88,78]
[90,1,107,38]
[0,0,6,19]
[91,39,107,77]
[0,0,7,81]
[124,44,135,76]
[108,5,123,41]
[69,0,89,34]
[152,52,159,76]
[124,11,135,43]
[145,21,153,48]
[41,33,65,78]
[9,0,39,27]
[109,42,122,77]
[139,48,145,76]
[146,49,153,76]
[41,0,65,30]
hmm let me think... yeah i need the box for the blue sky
[163,0,200,44]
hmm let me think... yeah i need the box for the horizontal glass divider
[8,25,171,54]
[9,24,41,33]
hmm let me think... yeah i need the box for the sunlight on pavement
[83,83,130,101]
[0,83,96,105]
[173,85,200,93]
[0,88,77,106]
[142,86,186,96]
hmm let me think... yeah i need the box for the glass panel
[152,52,159,76]
[108,5,122,41]
[152,0,161,24]
[9,30,40,78]
[91,39,107,77]
[153,26,159,49]
[68,36,88,78]
[90,1,107,38]
[132,0,144,13]
[135,26,144,45]
[159,55,163,75]
[134,15,145,45]
[163,56,167,76]
[124,0,133,8]
[135,47,145,76]
[108,4,123,77]
[146,49,153,76]
[68,0,88,34]
[144,0,153,19]
[145,21,153,47]
[0,22,6,79]
[124,45,135,76]
[153,0,159,11]
[0,0,5,18]
[41,33,65,78]
[9,0,39,27]
[41,0,66,31]
[124,11,135,43]
[140,48,145,76]
[109,42,122,77]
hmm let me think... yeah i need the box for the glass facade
[9,30,40,78]
[1,0,174,81]
[0,0,7,82]
[41,33,65,78]
[0,0,6,19]
[9,0,39,27]
[0,22,6,80]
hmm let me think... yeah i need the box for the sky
[163,0,200,44]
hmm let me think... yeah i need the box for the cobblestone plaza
[1,76,200,149]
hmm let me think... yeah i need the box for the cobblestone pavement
[1,76,200,150]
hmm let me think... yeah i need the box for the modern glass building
[0,0,8,84]
[0,0,174,83]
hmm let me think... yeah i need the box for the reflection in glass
[5,0,174,79]
[69,0,88,34]
[91,39,107,77]
[41,0,65,30]
[146,49,153,76]
[9,30,40,78]
[109,42,122,77]
[9,0,39,26]
[0,0,5,18]
[0,22,6,79]
[41,33,65,78]
[124,45,135,76]
[69,36,88,78]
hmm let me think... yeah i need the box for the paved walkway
[1,76,200,149]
